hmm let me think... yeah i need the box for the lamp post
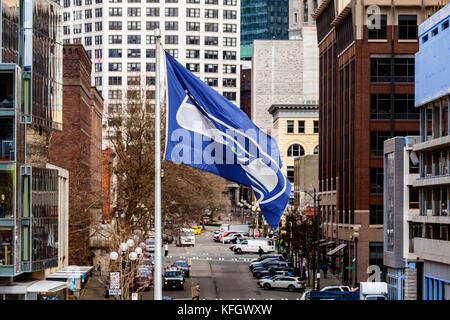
[351,226,360,288]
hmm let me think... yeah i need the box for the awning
[327,243,347,256]
[46,265,94,280]
[27,280,68,293]
[320,240,335,247]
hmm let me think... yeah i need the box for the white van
[233,239,275,254]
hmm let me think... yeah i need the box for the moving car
[214,231,237,242]
[179,228,195,247]
[257,275,305,292]
[163,268,185,290]
[233,239,275,254]
[191,226,201,235]
[172,260,190,277]
[225,233,249,244]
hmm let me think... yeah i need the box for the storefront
[0,280,68,300]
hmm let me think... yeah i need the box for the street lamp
[127,239,135,248]
[119,243,128,253]
[135,247,143,255]
[351,226,360,288]
[110,251,119,261]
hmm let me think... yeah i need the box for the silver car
[257,275,304,292]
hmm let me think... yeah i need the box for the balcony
[413,238,450,264]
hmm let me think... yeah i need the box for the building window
[287,166,294,183]
[165,35,178,44]
[127,49,141,58]
[223,0,236,5]
[370,131,391,157]
[109,35,122,44]
[298,120,305,133]
[186,36,200,45]
[73,10,82,20]
[166,49,178,58]
[223,51,236,60]
[146,63,156,72]
[63,12,70,21]
[94,76,102,87]
[109,76,122,85]
[63,26,70,35]
[127,35,141,44]
[287,120,294,133]
[187,22,200,31]
[94,63,102,72]
[205,9,218,18]
[187,50,200,59]
[205,78,218,87]
[205,36,218,46]
[128,63,141,72]
[223,24,237,33]
[370,205,383,224]
[165,8,178,17]
[109,90,122,99]
[85,9,92,19]
[223,10,236,19]
[128,21,141,30]
[204,50,218,59]
[204,64,218,73]
[398,15,417,40]
[95,35,102,45]
[368,14,387,39]
[165,21,178,31]
[369,242,384,267]
[224,37,237,46]
[370,167,383,194]
[109,63,122,71]
[73,24,82,34]
[223,78,236,88]
[370,58,415,83]
[109,21,121,30]
[146,49,156,58]
[188,0,200,3]
[223,92,236,101]
[146,77,156,85]
[128,7,141,16]
[95,8,103,17]
[0,228,13,264]
[147,21,160,30]
[109,49,122,58]
[147,35,156,44]
[205,23,218,32]
[370,94,418,119]
[85,23,92,32]
[85,36,92,46]
[287,144,305,157]
[314,120,319,133]
[147,7,159,16]
[206,0,218,4]
[109,7,122,16]
[0,119,14,162]
[186,8,200,17]
[223,65,236,74]
[95,22,102,31]
[186,63,200,73]
[313,145,319,154]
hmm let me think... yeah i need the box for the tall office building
[313,0,436,286]
[240,0,289,59]
[60,0,241,145]
[289,0,319,39]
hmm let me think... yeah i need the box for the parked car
[214,231,237,242]
[253,266,295,279]
[145,238,155,252]
[140,258,154,267]
[163,268,184,290]
[172,260,190,277]
[224,233,249,244]
[249,254,284,266]
[233,239,275,254]
[249,257,285,271]
[320,285,352,292]
[252,261,289,277]
[257,275,305,292]
[134,274,152,291]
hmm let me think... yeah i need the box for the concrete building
[268,104,319,195]
[240,64,251,118]
[251,37,319,132]
[48,44,104,266]
[289,0,320,40]
[60,0,241,147]
[313,0,434,285]
[294,154,319,207]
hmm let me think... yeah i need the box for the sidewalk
[305,270,344,290]
[81,272,108,300]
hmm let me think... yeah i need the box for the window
[85,9,92,19]
[188,0,200,2]
[166,49,178,58]
[223,92,236,101]
[206,0,218,3]
[146,49,155,58]
[109,21,121,30]
[370,131,391,157]
[95,0,102,3]
[287,166,294,183]
[95,8,103,17]
[223,0,236,5]
[95,63,102,72]
[109,76,122,85]
[314,121,319,133]
[186,36,200,45]
[204,50,218,59]
[369,242,384,267]
[63,26,70,35]
[146,77,156,85]
[398,15,417,40]
[146,63,156,72]
[187,50,200,59]
[370,94,418,119]
[223,10,236,19]
[165,21,178,31]
[205,36,218,46]
[224,24,236,33]
[109,49,122,58]
[109,63,122,71]
[147,35,156,44]
[109,35,122,44]
[165,8,178,17]
[73,10,82,20]
[368,14,387,39]
[370,205,383,224]
[287,144,305,157]
[94,76,102,87]
[73,37,82,44]
[223,51,236,60]
[220,76,235,87]
[165,35,178,44]
[166,0,177,2]
[73,24,82,34]
[108,104,122,114]
[74,0,82,5]
[370,58,414,83]
[205,23,218,32]
[85,23,92,32]
[95,35,102,45]
[0,119,14,162]
[186,63,200,72]
[86,50,92,58]
[370,168,383,194]
[393,58,415,82]
[314,145,319,154]
[86,0,92,4]
[147,21,160,30]
[224,37,236,46]
[128,49,141,58]
[432,27,438,37]
[223,65,236,74]
[187,22,200,31]
[128,7,141,16]
[205,78,218,87]
[298,120,305,133]
[204,64,218,73]
[205,9,218,18]
[287,120,294,133]
[63,12,70,21]
[84,37,92,46]
[186,8,200,17]
[128,63,141,71]
[127,35,141,44]
[147,8,159,16]
[63,0,70,7]
[443,20,449,31]
[109,7,122,16]
[128,21,141,30]
[109,90,122,99]
[0,228,13,263]
[127,77,140,85]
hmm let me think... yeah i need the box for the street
[142,226,303,300]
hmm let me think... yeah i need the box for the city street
[142,226,303,300]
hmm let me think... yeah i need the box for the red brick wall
[102,148,112,223]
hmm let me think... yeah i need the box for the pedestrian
[96,261,102,273]
[258,246,264,257]
[321,263,328,279]
[192,283,200,300]
[164,242,169,257]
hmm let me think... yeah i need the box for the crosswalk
[166,254,254,263]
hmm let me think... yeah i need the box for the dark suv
[163,269,184,290]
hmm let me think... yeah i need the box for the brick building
[48,44,104,265]
[313,0,436,285]
[240,65,252,119]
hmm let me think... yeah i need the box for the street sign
[131,293,139,300]
[110,272,121,289]
[109,289,122,296]
[345,266,356,270]
[219,228,225,233]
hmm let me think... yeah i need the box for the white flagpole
[154,28,162,300]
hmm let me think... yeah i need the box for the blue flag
[164,52,291,228]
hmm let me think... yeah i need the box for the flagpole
[154,28,162,301]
